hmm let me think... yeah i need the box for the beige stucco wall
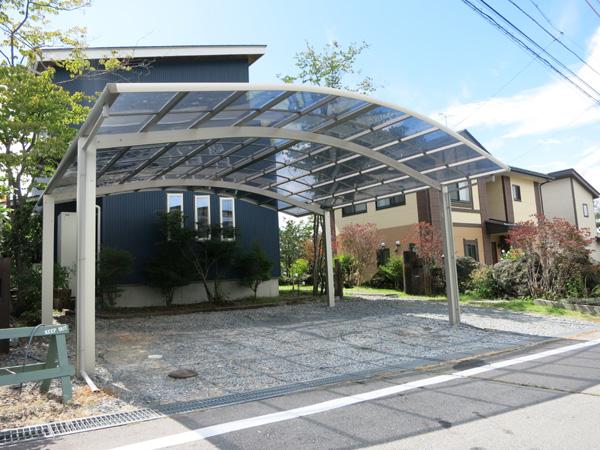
[452,210,481,225]
[510,174,538,223]
[485,176,506,221]
[572,180,597,234]
[541,178,576,224]
[334,192,419,233]
[453,226,485,262]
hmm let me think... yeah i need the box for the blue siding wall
[53,59,250,96]
[102,192,280,284]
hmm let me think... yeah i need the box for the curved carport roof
[39,83,508,375]
[42,83,507,215]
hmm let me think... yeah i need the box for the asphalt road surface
[20,330,600,450]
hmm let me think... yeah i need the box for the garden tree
[278,41,376,93]
[144,213,196,306]
[161,211,238,303]
[401,222,444,268]
[290,258,309,292]
[338,223,379,285]
[509,215,592,300]
[279,218,312,278]
[235,244,273,298]
[279,40,377,295]
[0,0,133,311]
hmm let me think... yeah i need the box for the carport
[36,83,507,375]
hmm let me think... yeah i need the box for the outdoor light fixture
[380,242,386,248]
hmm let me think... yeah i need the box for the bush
[468,265,499,299]
[97,247,133,307]
[12,267,42,322]
[144,242,195,306]
[235,244,273,298]
[378,256,404,290]
[456,256,478,293]
[492,258,530,298]
[335,253,357,287]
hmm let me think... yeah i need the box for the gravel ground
[0,335,133,429]
[94,297,600,407]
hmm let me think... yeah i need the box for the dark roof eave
[548,169,600,198]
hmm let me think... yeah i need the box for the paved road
[28,331,600,450]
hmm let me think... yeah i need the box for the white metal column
[41,195,55,325]
[76,139,97,375]
[441,184,460,325]
[324,210,335,307]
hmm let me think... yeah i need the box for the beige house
[334,131,550,269]
[542,169,600,261]
[334,165,546,269]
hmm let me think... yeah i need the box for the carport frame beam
[441,184,460,325]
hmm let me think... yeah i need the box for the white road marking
[112,337,600,450]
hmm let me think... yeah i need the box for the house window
[376,194,406,210]
[512,184,522,202]
[194,195,210,239]
[463,239,479,262]
[166,193,184,228]
[341,203,367,217]
[220,197,235,239]
[449,181,470,203]
[583,203,589,217]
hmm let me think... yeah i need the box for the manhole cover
[168,369,198,379]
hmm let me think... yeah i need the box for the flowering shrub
[509,215,592,300]
[401,222,443,269]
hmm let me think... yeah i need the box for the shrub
[97,247,133,307]
[235,244,273,298]
[144,243,195,307]
[338,223,379,284]
[455,256,478,293]
[509,215,592,300]
[378,256,404,290]
[468,265,499,299]
[335,253,357,287]
[492,258,530,298]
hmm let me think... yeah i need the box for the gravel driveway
[95,297,599,406]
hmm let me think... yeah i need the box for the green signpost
[0,324,74,403]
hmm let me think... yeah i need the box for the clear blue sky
[54,0,600,191]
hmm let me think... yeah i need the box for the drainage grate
[0,359,453,446]
[0,408,163,445]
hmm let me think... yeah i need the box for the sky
[52,0,600,193]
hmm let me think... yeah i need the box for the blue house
[39,45,280,306]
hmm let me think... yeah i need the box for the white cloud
[440,27,600,138]
[574,145,600,191]
[537,138,562,145]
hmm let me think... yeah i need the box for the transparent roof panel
[46,84,507,216]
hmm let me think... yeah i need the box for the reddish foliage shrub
[509,215,592,299]
[338,223,379,284]
[401,222,443,269]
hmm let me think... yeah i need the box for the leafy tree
[278,41,376,94]
[0,0,133,312]
[162,211,238,303]
[401,222,444,269]
[379,256,404,290]
[144,213,196,306]
[235,244,273,298]
[278,40,377,296]
[279,218,312,278]
[338,223,379,284]
[290,258,309,292]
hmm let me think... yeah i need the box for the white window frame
[166,193,184,227]
[219,197,235,240]
[583,203,589,218]
[194,195,211,239]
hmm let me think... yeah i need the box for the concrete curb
[533,299,600,316]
